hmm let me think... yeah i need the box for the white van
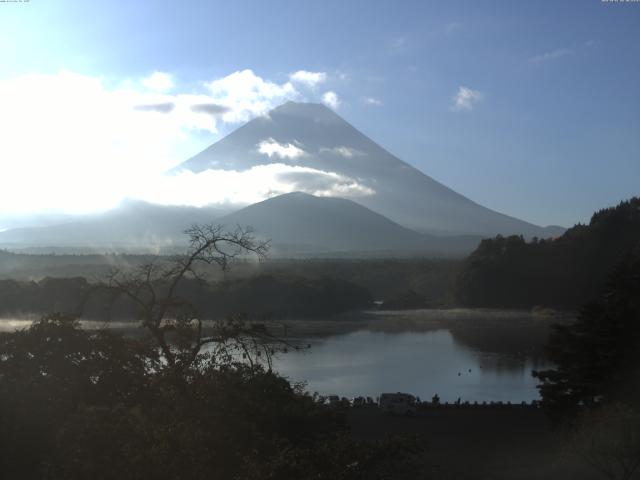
[378,392,417,415]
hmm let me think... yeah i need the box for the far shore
[0,306,575,334]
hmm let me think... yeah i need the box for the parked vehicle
[378,392,417,415]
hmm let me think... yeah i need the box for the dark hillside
[454,197,640,308]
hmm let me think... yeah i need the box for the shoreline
[0,306,575,334]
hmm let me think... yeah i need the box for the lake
[1,308,569,403]
[269,308,566,403]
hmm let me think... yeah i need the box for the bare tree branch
[92,223,296,374]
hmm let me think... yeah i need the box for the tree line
[0,273,372,320]
[454,197,640,308]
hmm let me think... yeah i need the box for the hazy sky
[1,0,639,226]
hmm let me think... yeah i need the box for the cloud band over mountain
[135,164,375,207]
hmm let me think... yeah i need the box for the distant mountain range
[0,201,231,253]
[0,101,564,256]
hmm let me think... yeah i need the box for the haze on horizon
[1,0,639,229]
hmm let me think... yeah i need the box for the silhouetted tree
[533,251,640,420]
[0,225,427,480]
[103,223,283,372]
[564,404,640,480]
[0,314,159,479]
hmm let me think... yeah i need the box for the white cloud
[0,71,203,215]
[258,138,307,160]
[322,91,340,110]
[142,71,174,92]
[289,70,327,88]
[363,97,382,106]
[451,86,483,112]
[0,68,364,217]
[135,163,374,207]
[319,146,363,158]
[0,69,307,216]
[529,48,573,63]
[206,69,299,123]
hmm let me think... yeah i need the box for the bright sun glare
[0,69,342,216]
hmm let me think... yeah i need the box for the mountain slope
[175,101,564,238]
[0,201,231,252]
[216,192,479,256]
[0,193,480,256]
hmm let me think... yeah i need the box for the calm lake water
[1,308,568,403]
[269,308,565,403]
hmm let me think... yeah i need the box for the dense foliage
[0,316,423,480]
[0,274,372,320]
[454,197,640,308]
[203,274,373,317]
[257,258,460,305]
[0,255,460,308]
[533,251,640,420]
[0,224,424,479]
[379,289,429,310]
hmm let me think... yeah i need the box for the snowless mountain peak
[174,102,563,238]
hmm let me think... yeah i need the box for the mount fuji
[174,101,563,238]
[0,102,563,255]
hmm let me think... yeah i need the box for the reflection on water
[0,319,34,332]
[273,329,549,403]
[0,318,138,332]
[1,308,570,402]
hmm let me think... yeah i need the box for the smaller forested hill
[454,197,640,308]
[0,274,372,320]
